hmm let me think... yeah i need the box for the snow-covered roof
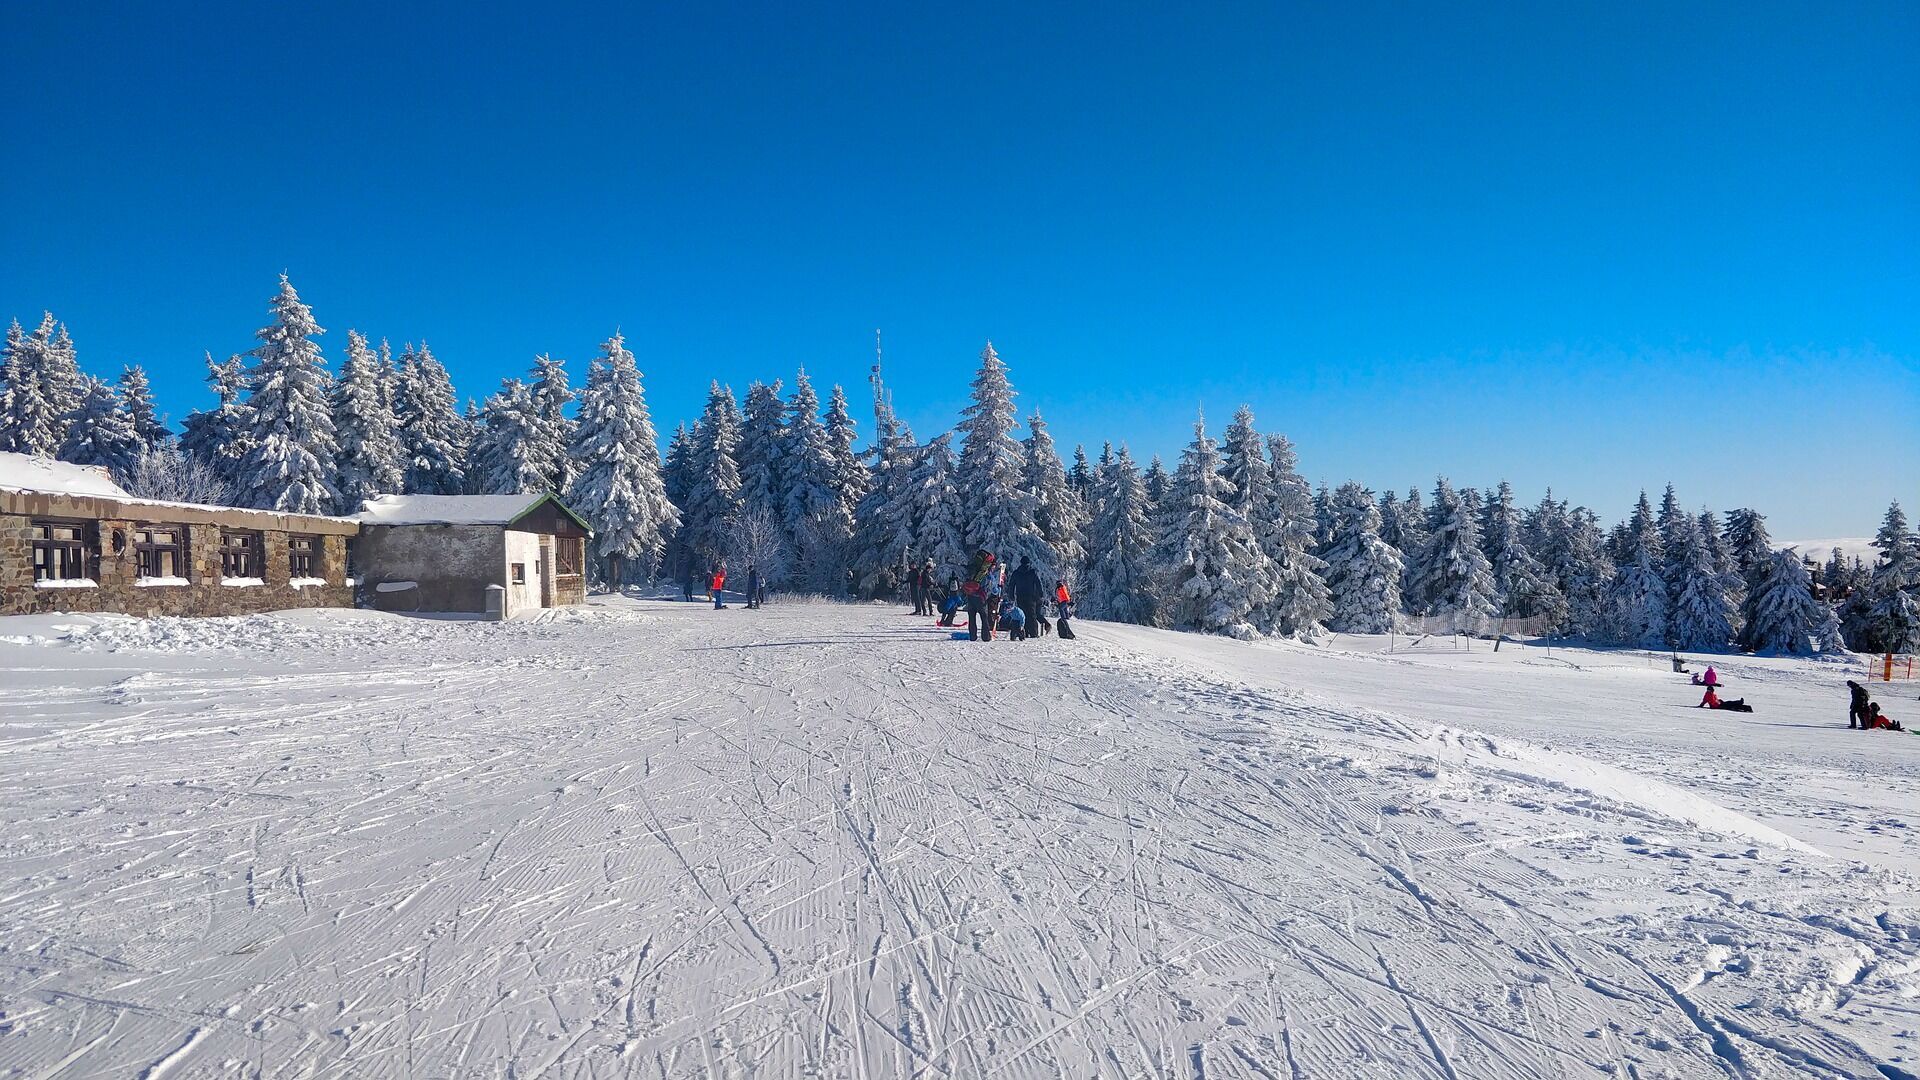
[0,451,134,499]
[0,450,356,531]
[355,492,589,531]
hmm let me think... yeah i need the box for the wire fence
[1866,654,1918,682]
[1386,613,1559,652]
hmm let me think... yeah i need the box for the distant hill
[1780,538,1877,564]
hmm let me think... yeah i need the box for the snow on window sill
[375,580,419,593]
[221,577,265,588]
[134,576,192,588]
[289,577,330,589]
[35,578,99,590]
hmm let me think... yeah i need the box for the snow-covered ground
[2,600,1917,1078]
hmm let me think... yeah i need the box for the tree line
[3,275,1916,655]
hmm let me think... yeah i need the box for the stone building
[1,452,356,617]
[353,493,590,617]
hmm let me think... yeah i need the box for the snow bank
[34,578,98,590]
[1420,726,1822,855]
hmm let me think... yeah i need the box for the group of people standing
[914,551,1075,643]
[696,563,765,610]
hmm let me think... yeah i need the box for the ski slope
[1,599,1917,1078]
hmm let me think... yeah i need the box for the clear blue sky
[3,3,1914,537]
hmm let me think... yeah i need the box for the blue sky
[2,3,1914,537]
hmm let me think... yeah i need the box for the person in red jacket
[1699,686,1721,709]
[709,564,727,610]
[1866,703,1906,732]
[1054,579,1077,640]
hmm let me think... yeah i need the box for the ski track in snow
[0,600,1917,1078]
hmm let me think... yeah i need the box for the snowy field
[2,600,1918,1078]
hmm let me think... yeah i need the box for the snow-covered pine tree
[1261,431,1332,640]
[1376,490,1410,552]
[659,423,698,587]
[179,352,253,492]
[59,375,144,480]
[469,378,547,494]
[1605,493,1669,647]
[1697,507,1744,619]
[1216,409,1283,627]
[1542,502,1614,637]
[736,380,787,532]
[566,333,679,587]
[1312,481,1336,556]
[1480,480,1564,625]
[906,434,970,584]
[1864,502,1920,653]
[1083,444,1158,625]
[394,343,467,495]
[1323,481,1404,634]
[331,330,406,509]
[527,354,577,495]
[1394,486,1431,613]
[1743,548,1829,654]
[1022,411,1087,582]
[1068,445,1094,503]
[1665,512,1736,649]
[233,276,338,514]
[954,343,1048,568]
[848,362,921,595]
[1655,484,1688,568]
[118,365,170,453]
[1407,477,1497,630]
[781,370,852,590]
[682,382,745,575]
[1723,508,1773,597]
[0,314,83,456]
[823,383,867,527]
[1160,415,1269,637]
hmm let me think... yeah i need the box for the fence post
[1886,653,1896,682]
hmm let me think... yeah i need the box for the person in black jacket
[908,559,935,615]
[1010,556,1043,638]
[1848,680,1872,728]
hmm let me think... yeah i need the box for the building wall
[503,529,545,617]
[0,511,350,617]
[357,523,505,613]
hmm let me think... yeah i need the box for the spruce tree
[1407,477,1496,629]
[1023,411,1088,582]
[736,380,787,531]
[1723,508,1773,597]
[1323,481,1404,634]
[232,277,338,514]
[1068,445,1094,503]
[179,352,253,492]
[118,365,171,452]
[1666,514,1737,649]
[1161,414,1269,636]
[1264,432,1332,639]
[0,314,82,456]
[683,382,745,574]
[567,332,679,586]
[954,343,1048,567]
[527,354,577,495]
[907,434,970,583]
[1083,445,1158,625]
[59,375,144,480]
[1743,549,1827,654]
[1865,502,1920,653]
[1605,493,1669,647]
[660,423,698,586]
[394,343,467,495]
[469,378,548,494]
[824,383,867,527]
[1217,409,1283,624]
[849,364,921,595]
[1555,505,1616,637]
[1480,481,1565,625]
[781,370,852,589]
[331,330,406,508]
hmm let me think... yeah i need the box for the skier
[1847,680,1871,728]
[745,564,761,610]
[709,564,727,610]
[1054,579,1076,641]
[1000,597,1028,641]
[1010,556,1044,636]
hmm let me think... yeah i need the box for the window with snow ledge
[134,576,191,588]
[221,577,265,587]
[289,577,329,589]
[35,578,99,589]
